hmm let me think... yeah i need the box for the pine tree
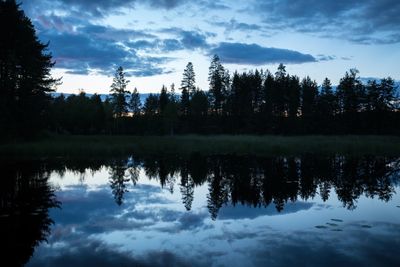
[208,55,226,114]
[336,69,364,114]
[129,87,141,115]
[181,62,196,96]
[143,94,159,115]
[262,70,274,118]
[319,78,337,116]
[159,85,169,113]
[301,76,318,117]
[180,62,195,115]
[0,0,58,137]
[287,75,301,119]
[272,64,288,117]
[110,66,130,118]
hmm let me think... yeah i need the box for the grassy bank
[1,135,400,158]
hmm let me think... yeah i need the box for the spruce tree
[208,55,226,114]
[159,85,169,113]
[180,62,195,115]
[0,0,58,137]
[110,66,130,118]
[129,87,141,116]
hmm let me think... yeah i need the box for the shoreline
[1,135,400,158]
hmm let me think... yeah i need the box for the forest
[47,62,400,136]
[1,0,399,139]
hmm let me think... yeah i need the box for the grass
[1,135,400,158]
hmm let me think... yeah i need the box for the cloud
[159,28,212,49]
[35,16,171,76]
[194,0,230,11]
[126,38,184,53]
[254,0,400,44]
[210,42,316,65]
[32,11,212,76]
[50,183,211,237]
[209,18,261,33]
[78,24,156,41]
[28,239,205,267]
[317,55,336,61]
[23,0,188,19]
[249,223,400,267]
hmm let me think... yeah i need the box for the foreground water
[1,154,400,267]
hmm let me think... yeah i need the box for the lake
[1,154,400,267]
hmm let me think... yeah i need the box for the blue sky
[21,0,400,94]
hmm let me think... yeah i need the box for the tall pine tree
[129,87,141,116]
[0,0,58,137]
[110,66,129,118]
[180,62,195,115]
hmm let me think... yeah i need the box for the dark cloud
[32,10,211,76]
[249,223,400,267]
[23,0,188,18]
[255,0,400,44]
[209,18,261,33]
[210,42,316,65]
[196,0,230,11]
[28,239,206,267]
[180,30,209,49]
[161,39,184,51]
[35,16,171,76]
[78,24,155,41]
[159,28,212,49]
[317,55,336,61]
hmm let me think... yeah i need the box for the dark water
[1,154,400,267]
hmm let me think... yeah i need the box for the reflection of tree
[45,154,400,220]
[0,161,60,267]
[137,154,400,218]
[109,161,130,206]
[207,164,229,220]
[180,169,194,211]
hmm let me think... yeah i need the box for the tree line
[48,58,399,135]
[7,154,398,220]
[1,1,399,138]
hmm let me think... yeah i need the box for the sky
[21,0,400,94]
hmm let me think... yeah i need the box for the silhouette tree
[180,172,194,211]
[143,93,159,115]
[337,69,364,115]
[301,76,319,131]
[110,66,130,118]
[0,161,60,266]
[190,89,209,117]
[272,64,288,118]
[181,62,196,96]
[159,85,169,114]
[319,78,337,116]
[161,84,179,135]
[208,55,227,114]
[262,70,275,122]
[180,62,196,115]
[109,162,130,206]
[0,0,58,138]
[366,77,396,112]
[287,75,301,119]
[129,87,141,115]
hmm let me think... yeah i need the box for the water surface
[1,155,400,267]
